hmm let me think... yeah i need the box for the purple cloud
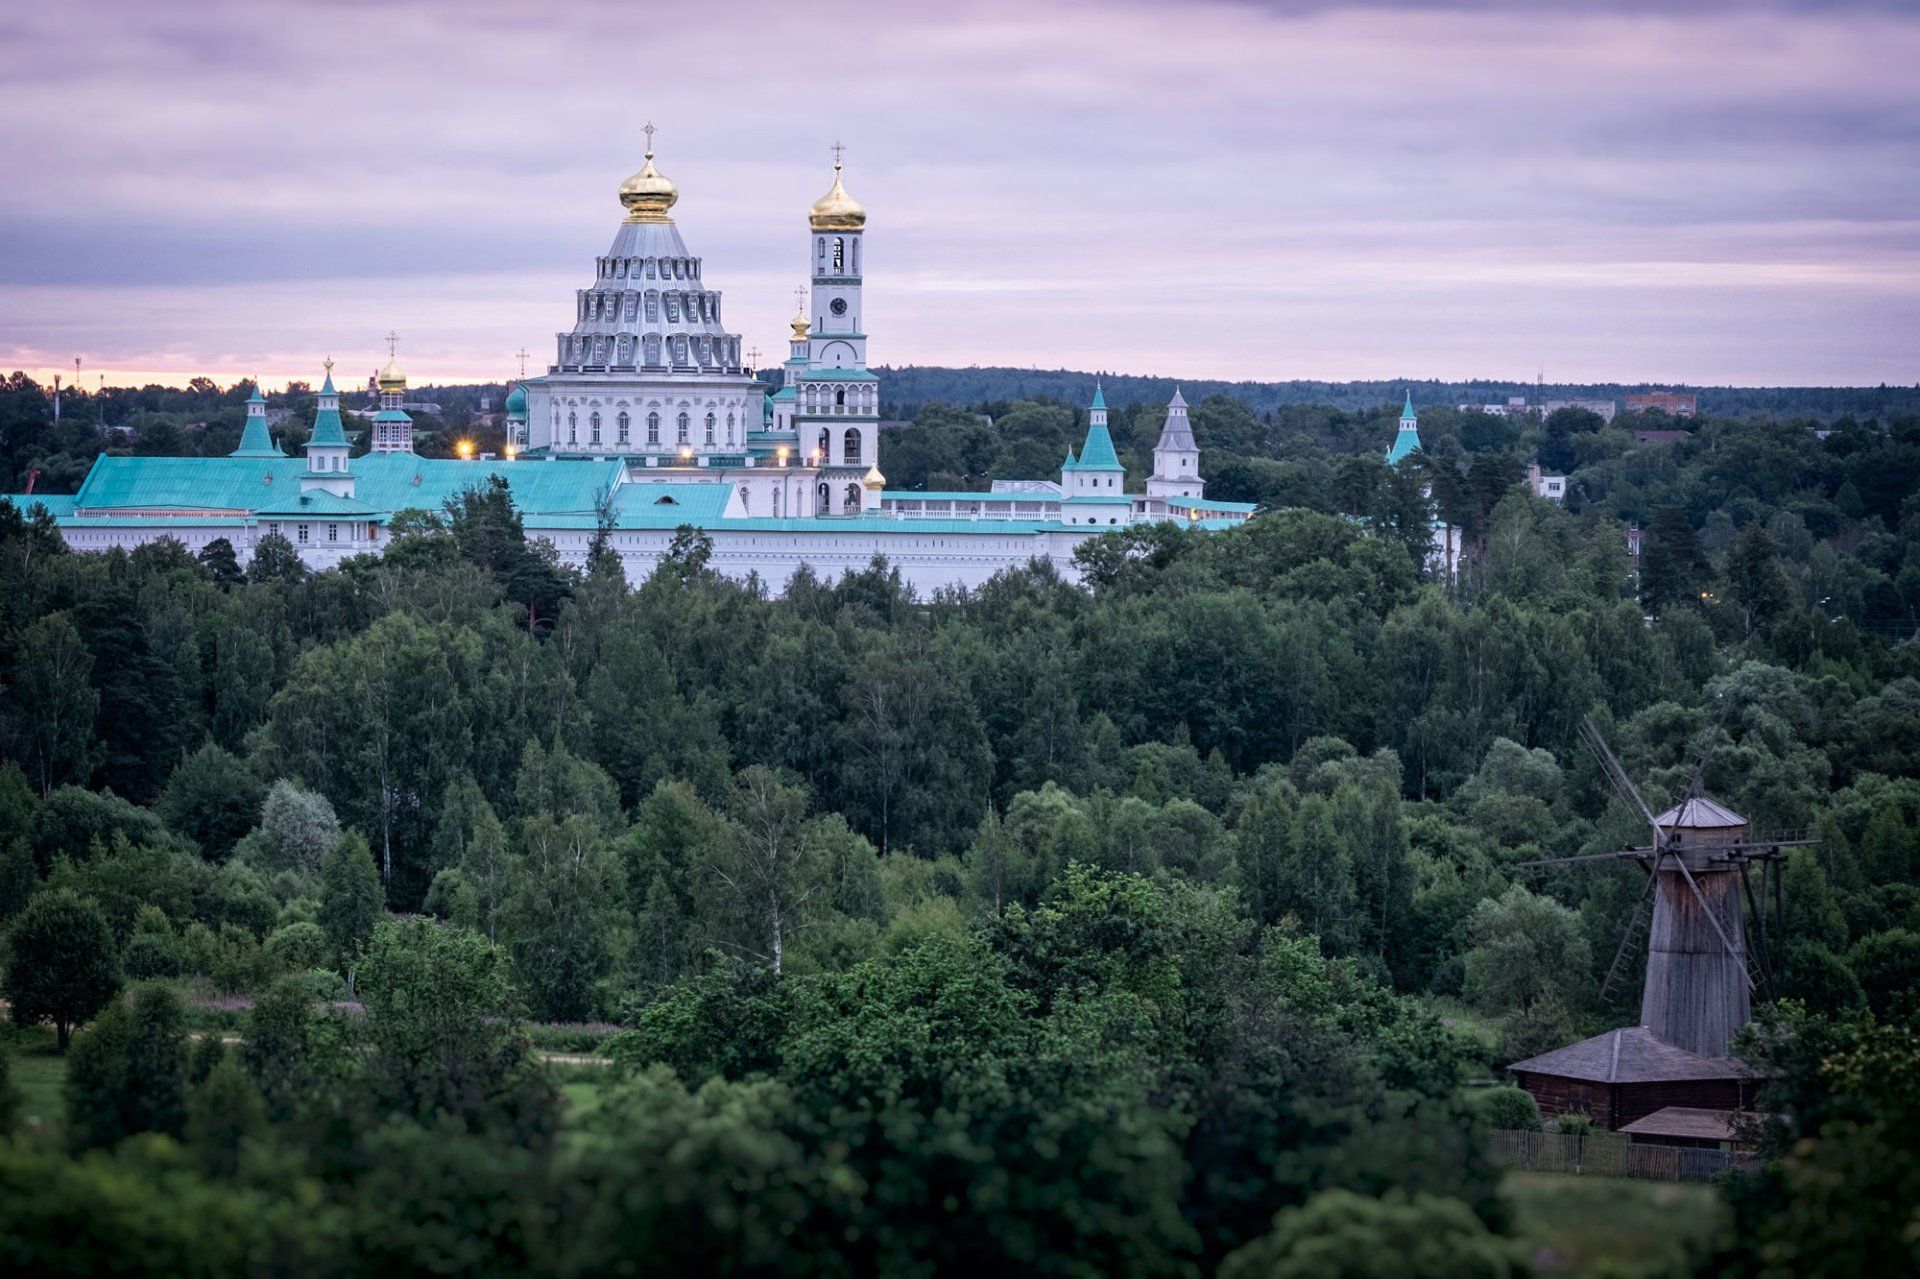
[1,0,1915,387]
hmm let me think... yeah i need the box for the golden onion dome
[619,147,678,224]
[862,462,886,491]
[809,161,866,232]
[376,357,406,393]
[790,309,811,341]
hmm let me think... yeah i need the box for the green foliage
[157,743,264,859]
[257,779,341,876]
[356,916,558,1142]
[1472,1085,1542,1132]
[64,981,189,1149]
[1219,1188,1521,1279]
[3,888,121,1050]
[318,832,382,965]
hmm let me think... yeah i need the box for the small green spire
[1401,390,1416,419]
[1089,383,1106,411]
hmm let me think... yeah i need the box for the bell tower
[808,143,868,372]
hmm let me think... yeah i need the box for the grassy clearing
[2,1024,67,1129]
[1504,1171,1727,1277]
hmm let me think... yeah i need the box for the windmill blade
[1600,866,1659,1003]
[1581,716,1666,846]
[1666,849,1755,991]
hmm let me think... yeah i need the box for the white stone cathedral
[8,137,1254,595]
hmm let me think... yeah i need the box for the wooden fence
[1490,1130,1757,1182]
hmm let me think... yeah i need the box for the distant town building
[1456,396,1616,423]
[1526,462,1566,502]
[1542,398,1616,423]
[1626,391,1697,417]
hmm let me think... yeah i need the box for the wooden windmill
[1522,717,1814,1061]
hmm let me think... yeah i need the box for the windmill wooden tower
[1507,718,1813,1126]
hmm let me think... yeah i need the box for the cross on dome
[831,139,846,170]
[643,120,657,157]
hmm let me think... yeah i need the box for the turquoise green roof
[797,368,879,382]
[3,494,77,518]
[1074,422,1122,471]
[1163,495,1258,513]
[1401,391,1416,420]
[231,411,283,458]
[1386,423,1422,466]
[308,404,349,449]
[246,386,265,404]
[505,382,528,417]
[1062,446,1077,470]
[70,454,624,518]
[254,490,382,518]
[320,369,337,395]
[1089,384,1106,411]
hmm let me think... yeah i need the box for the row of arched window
[596,255,700,281]
[577,289,721,325]
[557,405,738,450]
[812,427,864,464]
[555,332,741,369]
[813,236,860,276]
[798,383,876,414]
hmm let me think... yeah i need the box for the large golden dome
[619,147,678,224]
[809,160,865,233]
[376,356,406,394]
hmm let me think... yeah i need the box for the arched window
[590,411,602,444]
[726,411,735,444]
[645,292,659,321]
[844,482,862,510]
[817,482,830,511]
[704,412,716,445]
[835,387,845,407]
[568,411,577,444]
[773,489,782,518]
[647,412,660,445]
[852,238,859,274]
[843,428,861,463]
[739,485,750,514]
[677,412,690,444]
[817,428,830,460]
[617,411,630,444]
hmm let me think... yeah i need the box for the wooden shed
[1508,1027,1759,1130]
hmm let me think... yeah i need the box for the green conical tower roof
[1386,391,1421,465]
[1076,421,1122,471]
[1089,384,1106,411]
[230,381,283,457]
[308,363,349,450]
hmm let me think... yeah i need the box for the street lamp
[456,439,474,459]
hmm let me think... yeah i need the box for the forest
[0,368,1917,1276]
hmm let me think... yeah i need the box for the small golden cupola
[376,333,406,394]
[790,308,812,341]
[619,122,678,224]
[809,152,866,233]
[862,462,886,491]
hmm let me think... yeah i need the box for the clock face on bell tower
[829,298,847,316]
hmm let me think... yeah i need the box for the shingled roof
[1618,1107,1756,1142]
[1508,1027,1744,1084]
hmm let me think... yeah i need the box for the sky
[2,0,1917,390]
